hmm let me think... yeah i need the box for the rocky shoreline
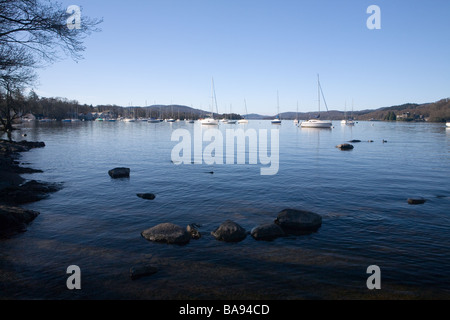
[0,139,61,237]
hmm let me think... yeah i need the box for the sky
[34,0,450,115]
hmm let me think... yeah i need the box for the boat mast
[244,99,248,119]
[318,74,321,116]
[211,77,214,118]
[277,90,280,119]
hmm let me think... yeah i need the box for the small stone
[336,144,354,150]
[137,193,156,200]
[187,224,201,240]
[408,198,426,205]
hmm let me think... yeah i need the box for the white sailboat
[271,91,282,124]
[201,78,219,126]
[294,101,299,125]
[300,75,333,129]
[226,104,237,124]
[238,99,249,124]
[341,100,355,126]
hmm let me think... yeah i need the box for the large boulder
[275,209,322,233]
[141,223,191,245]
[108,167,130,179]
[211,220,247,242]
[0,205,40,235]
[251,223,285,241]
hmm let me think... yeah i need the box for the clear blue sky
[34,0,450,115]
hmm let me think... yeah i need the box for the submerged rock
[141,223,191,245]
[275,209,322,233]
[0,205,40,235]
[251,223,285,241]
[408,198,427,205]
[211,220,247,242]
[137,193,156,200]
[130,264,158,280]
[336,144,354,150]
[108,167,130,179]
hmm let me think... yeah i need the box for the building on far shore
[21,113,36,122]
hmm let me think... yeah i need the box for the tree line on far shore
[4,91,243,121]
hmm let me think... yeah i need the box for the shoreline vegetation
[2,93,449,127]
[0,139,61,237]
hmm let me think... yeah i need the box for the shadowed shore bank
[0,139,60,236]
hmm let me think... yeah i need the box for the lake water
[1,120,450,299]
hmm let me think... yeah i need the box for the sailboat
[238,99,249,124]
[201,78,219,126]
[294,101,299,125]
[341,100,355,126]
[271,91,282,124]
[300,75,333,128]
[226,104,237,124]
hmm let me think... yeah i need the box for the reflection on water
[1,120,450,299]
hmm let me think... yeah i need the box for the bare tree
[0,0,102,132]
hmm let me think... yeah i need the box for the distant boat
[238,99,249,124]
[200,118,219,125]
[108,119,117,122]
[294,101,299,125]
[166,118,176,123]
[96,118,104,122]
[62,119,71,123]
[446,122,450,127]
[341,119,355,126]
[201,78,219,126]
[123,118,136,122]
[301,75,332,129]
[341,100,355,126]
[147,118,160,123]
[271,91,282,124]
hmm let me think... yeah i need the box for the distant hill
[256,98,450,122]
[355,99,450,122]
[108,98,450,122]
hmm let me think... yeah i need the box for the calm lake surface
[1,120,450,299]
